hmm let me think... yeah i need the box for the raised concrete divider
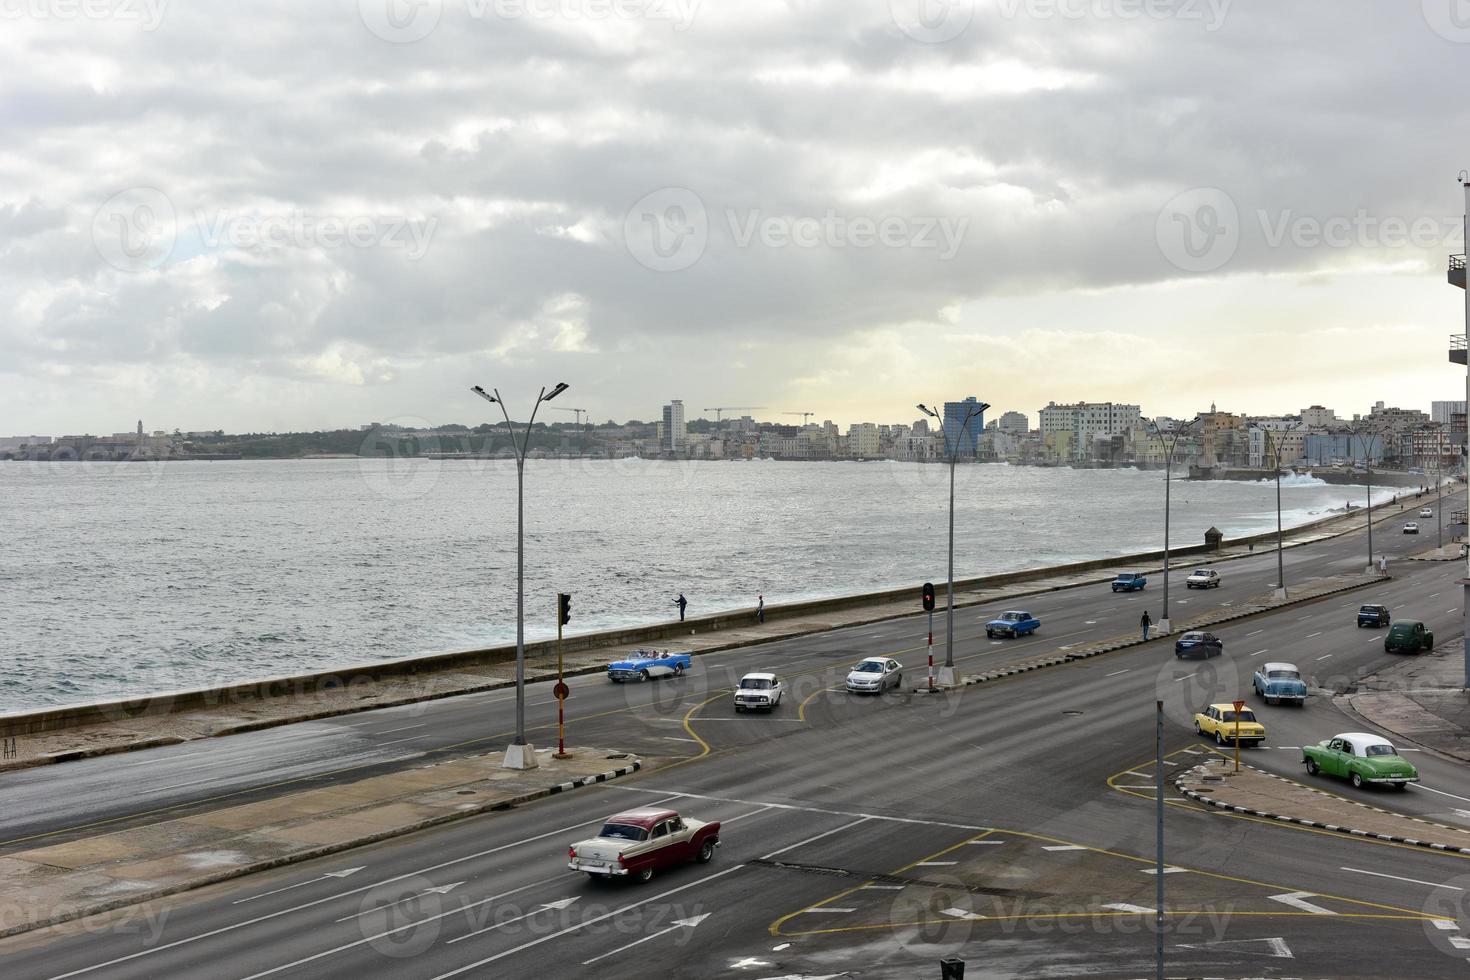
[0,500,1417,740]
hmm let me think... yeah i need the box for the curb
[920,574,1389,692]
[1172,762,1470,856]
[0,758,642,940]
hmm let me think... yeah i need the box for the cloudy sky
[2,0,1468,435]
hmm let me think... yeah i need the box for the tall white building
[1432,401,1466,424]
[997,410,1030,436]
[661,400,686,452]
[1039,401,1142,461]
[847,423,880,458]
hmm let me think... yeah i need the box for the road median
[1174,755,1470,855]
[0,748,648,940]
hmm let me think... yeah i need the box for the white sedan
[1420,507,1434,519]
[845,657,903,694]
[1185,569,1220,589]
[1403,521,1419,534]
[734,672,783,712]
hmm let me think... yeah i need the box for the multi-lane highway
[3,491,1469,978]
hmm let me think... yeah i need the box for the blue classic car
[607,650,692,683]
[1111,573,1147,593]
[1252,661,1307,705]
[985,610,1040,638]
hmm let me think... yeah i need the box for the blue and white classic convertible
[606,650,693,683]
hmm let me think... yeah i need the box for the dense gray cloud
[1,0,1468,433]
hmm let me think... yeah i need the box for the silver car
[845,657,902,694]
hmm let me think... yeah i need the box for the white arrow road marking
[581,913,714,966]
[1341,867,1461,889]
[1269,891,1336,915]
[1102,903,1154,914]
[1042,845,1087,851]
[233,868,366,904]
[1175,937,1292,958]
[446,897,581,944]
[1448,935,1470,950]
[334,881,467,922]
[940,907,986,920]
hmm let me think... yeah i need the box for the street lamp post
[471,380,569,770]
[918,400,989,687]
[1349,421,1383,575]
[1249,422,1303,599]
[1142,416,1201,635]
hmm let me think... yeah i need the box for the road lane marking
[1246,629,1263,637]
[446,897,580,945]
[939,907,986,920]
[1251,650,1269,657]
[233,867,365,905]
[427,866,750,979]
[1316,655,1333,661]
[1306,632,1322,639]
[376,734,432,747]
[1141,867,1185,874]
[1269,891,1336,915]
[862,884,904,889]
[371,724,426,736]
[1042,845,1086,851]
[581,913,712,966]
[1415,784,1470,805]
[1431,593,1441,599]
[1341,867,1462,890]
[1174,673,1197,682]
[663,737,700,743]
[915,861,956,866]
[966,840,1005,844]
[801,908,857,913]
[1105,669,1130,677]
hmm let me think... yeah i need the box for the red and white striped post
[927,608,934,690]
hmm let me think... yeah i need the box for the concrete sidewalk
[0,500,1412,773]
[0,747,650,938]
[1176,756,1470,855]
[1344,646,1470,764]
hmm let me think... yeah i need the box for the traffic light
[921,582,935,612]
[558,593,572,626]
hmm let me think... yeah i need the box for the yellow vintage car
[1193,703,1266,746]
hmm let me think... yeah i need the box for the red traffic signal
[558,592,572,626]
[922,582,936,612]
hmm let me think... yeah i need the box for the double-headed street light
[917,400,989,687]
[1141,415,1201,635]
[1248,421,1304,599]
[1348,419,1385,575]
[471,380,569,770]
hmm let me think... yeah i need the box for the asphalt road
[3,488,1469,978]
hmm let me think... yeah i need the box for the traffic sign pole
[554,596,571,759]
[1233,698,1244,773]
[927,609,934,690]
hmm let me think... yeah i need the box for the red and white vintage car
[567,807,721,883]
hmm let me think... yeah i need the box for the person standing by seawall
[1140,610,1152,641]
[756,595,765,624]
[674,593,687,622]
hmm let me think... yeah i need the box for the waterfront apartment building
[942,397,985,457]
[661,400,686,452]
[1038,401,1142,462]
[997,410,1029,437]
[1300,405,1337,427]
[847,423,881,459]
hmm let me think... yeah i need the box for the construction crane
[783,411,815,426]
[548,406,588,428]
[702,406,766,426]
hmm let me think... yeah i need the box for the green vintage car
[1303,732,1419,790]
[1384,619,1434,654]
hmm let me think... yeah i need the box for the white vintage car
[568,807,721,883]
[734,672,783,712]
[1185,568,1220,589]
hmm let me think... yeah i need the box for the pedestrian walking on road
[1140,610,1152,641]
[674,593,687,621]
[756,595,765,624]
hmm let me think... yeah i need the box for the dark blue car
[1174,631,1223,659]
[1357,604,1390,628]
